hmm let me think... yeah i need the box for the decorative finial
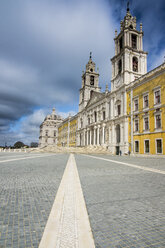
[115,30,117,37]
[89,52,92,60]
[127,1,130,12]
[105,84,108,94]
[97,67,99,73]
[140,23,143,32]
[120,20,123,31]
[52,108,55,115]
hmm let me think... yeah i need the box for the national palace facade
[39,7,165,155]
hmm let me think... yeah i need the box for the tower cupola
[79,53,100,112]
[120,8,137,31]
[111,2,147,91]
[86,52,96,72]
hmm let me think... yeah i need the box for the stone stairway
[30,145,111,155]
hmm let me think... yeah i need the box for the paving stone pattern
[91,154,165,172]
[0,153,69,248]
[56,157,78,248]
[75,155,165,248]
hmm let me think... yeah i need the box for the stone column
[97,125,100,146]
[83,130,86,146]
[89,129,92,145]
[113,97,115,117]
[102,124,106,144]
[105,101,108,120]
[111,98,113,118]
[124,92,126,115]
[87,129,89,146]
[120,123,123,144]
[109,126,111,144]
[76,133,80,146]
[94,126,96,145]
[121,93,124,116]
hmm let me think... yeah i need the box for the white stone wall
[39,109,63,147]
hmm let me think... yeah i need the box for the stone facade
[39,108,63,147]
[77,8,148,155]
[39,7,165,155]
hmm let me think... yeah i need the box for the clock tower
[79,53,100,112]
[111,4,147,91]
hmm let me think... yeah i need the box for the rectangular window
[155,90,160,104]
[144,95,149,108]
[90,76,94,86]
[134,99,138,111]
[118,59,122,74]
[135,141,139,153]
[132,34,137,49]
[134,119,139,132]
[45,130,48,136]
[81,120,83,128]
[94,111,97,122]
[54,131,56,136]
[155,114,161,129]
[117,105,121,116]
[145,140,150,153]
[88,117,90,124]
[119,36,123,52]
[156,139,162,154]
[103,111,106,120]
[144,117,149,131]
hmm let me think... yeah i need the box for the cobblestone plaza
[0,152,165,247]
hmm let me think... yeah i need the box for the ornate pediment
[86,92,104,108]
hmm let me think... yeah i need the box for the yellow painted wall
[127,71,165,154]
[134,133,165,154]
[58,117,77,147]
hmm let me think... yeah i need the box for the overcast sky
[0,0,165,146]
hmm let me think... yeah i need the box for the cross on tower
[127,1,130,12]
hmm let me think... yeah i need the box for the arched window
[133,57,138,72]
[90,90,93,98]
[118,59,122,74]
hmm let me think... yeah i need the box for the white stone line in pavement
[39,153,95,248]
[0,154,33,160]
[83,154,165,175]
[0,154,57,163]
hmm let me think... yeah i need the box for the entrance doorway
[116,146,120,155]
[116,124,120,143]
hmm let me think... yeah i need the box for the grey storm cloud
[0,0,165,145]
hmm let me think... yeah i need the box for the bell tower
[79,53,100,112]
[111,3,147,91]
